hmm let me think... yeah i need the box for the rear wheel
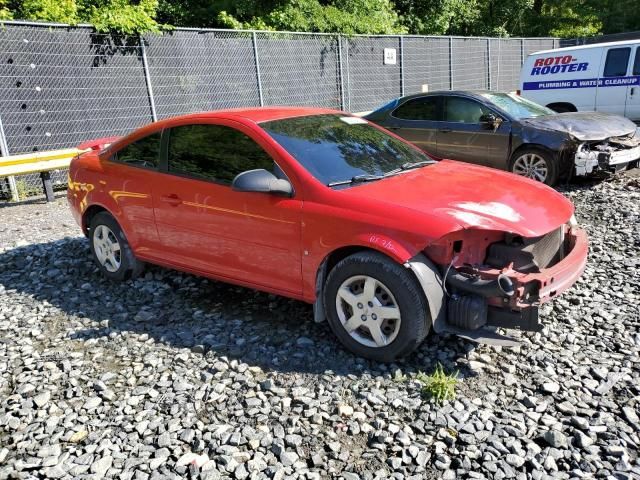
[89,212,143,281]
[324,251,430,362]
[510,147,558,186]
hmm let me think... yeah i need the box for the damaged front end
[409,221,588,346]
[574,133,640,176]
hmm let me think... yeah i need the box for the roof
[155,107,342,125]
[531,39,640,56]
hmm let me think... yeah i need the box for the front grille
[486,227,563,272]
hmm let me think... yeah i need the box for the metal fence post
[0,113,18,202]
[487,38,491,90]
[448,37,454,90]
[252,32,264,107]
[345,37,351,112]
[520,39,525,66]
[139,36,158,122]
[399,36,405,97]
[337,35,345,110]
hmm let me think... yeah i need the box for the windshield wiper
[327,174,385,187]
[383,160,435,177]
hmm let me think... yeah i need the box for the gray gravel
[1,173,639,479]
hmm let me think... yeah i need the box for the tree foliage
[1,0,638,37]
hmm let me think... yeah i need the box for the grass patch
[416,363,459,404]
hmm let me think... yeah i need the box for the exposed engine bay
[574,133,640,176]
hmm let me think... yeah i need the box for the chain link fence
[0,21,557,201]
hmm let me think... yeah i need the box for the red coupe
[68,107,588,361]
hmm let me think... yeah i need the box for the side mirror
[479,113,502,130]
[231,169,293,197]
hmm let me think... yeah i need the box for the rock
[33,391,51,408]
[543,430,568,448]
[541,382,560,394]
[90,456,113,477]
[83,397,102,410]
[337,404,354,417]
[279,451,299,467]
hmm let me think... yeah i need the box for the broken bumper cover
[408,226,588,346]
[575,143,640,175]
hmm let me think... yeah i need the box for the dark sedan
[365,91,640,185]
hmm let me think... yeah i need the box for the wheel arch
[546,102,577,113]
[82,204,110,236]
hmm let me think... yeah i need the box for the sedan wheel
[512,152,548,183]
[324,251,430,362]
[335,275,401,348]
[89,211,144,281]
[92,224,122,273]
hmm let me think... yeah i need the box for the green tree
[0,0,13,19]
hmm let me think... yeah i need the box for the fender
[404,253,446,331]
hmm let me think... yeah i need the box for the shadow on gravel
[0,237,479,381]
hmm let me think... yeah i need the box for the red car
[68,107,588,361]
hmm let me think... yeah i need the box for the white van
[520,40,640,121]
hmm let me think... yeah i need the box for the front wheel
[323,251,430,362]
[510,148,558,186]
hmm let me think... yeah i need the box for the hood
[521,112,636,141]
[342,160,573,238]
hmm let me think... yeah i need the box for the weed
[416,363,459,404]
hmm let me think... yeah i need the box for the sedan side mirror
[479,113,502,130]
[232,169,293,197]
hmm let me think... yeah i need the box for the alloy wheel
[93,224,122,273]
[335,275,401,348]
[512,153,548,182]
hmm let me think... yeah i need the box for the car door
[378,96,441,156]
[151,120,303,295]
[438,96,511,168]
[596,46,632,115]
[101,131,162,251]
[625,46,640,121]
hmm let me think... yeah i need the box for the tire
[323,251,430,362]
[89,212,144,281]
[509,147,559,186]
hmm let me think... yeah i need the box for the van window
[633,48,640,76]
[603,48,631,77]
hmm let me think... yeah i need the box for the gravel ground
[0,173,639,480]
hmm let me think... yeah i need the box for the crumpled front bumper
[575,142,640,175]
[407,226,588,346]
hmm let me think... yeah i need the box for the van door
[597,46,632,115]
[624,46,640,121]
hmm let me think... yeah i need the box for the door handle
[631,87,636,96]
[160,194,182,206]
[439,128,452,133]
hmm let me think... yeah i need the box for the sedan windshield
[260,114,434,187]
[480,92,555,119]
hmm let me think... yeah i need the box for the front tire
[89,212,143,281]
[324,251,430,362]
[510,147,559,186]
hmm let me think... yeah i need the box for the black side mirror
[231,169,293,197]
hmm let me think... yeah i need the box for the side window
[392,97,440,121]
[167,124,275,184]
[603,48,630,77]
[444,97,490,123]
[633,48,640,75]
[113,131,161,169]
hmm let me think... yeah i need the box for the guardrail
[0,148,85,202]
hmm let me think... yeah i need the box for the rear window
[113,132,161,169]
[603,48,631,77]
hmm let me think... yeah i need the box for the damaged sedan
[365,91,640,185]
[68,108,588,362]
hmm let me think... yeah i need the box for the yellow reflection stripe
[182,201,296,224]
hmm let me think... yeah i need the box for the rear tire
[323,251,430,362]
[509,147,559,186]
[89,212,144,281]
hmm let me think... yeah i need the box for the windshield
[480,92,555,119]
[260,114,434,186]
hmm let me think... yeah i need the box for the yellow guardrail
[0,148,87,201]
